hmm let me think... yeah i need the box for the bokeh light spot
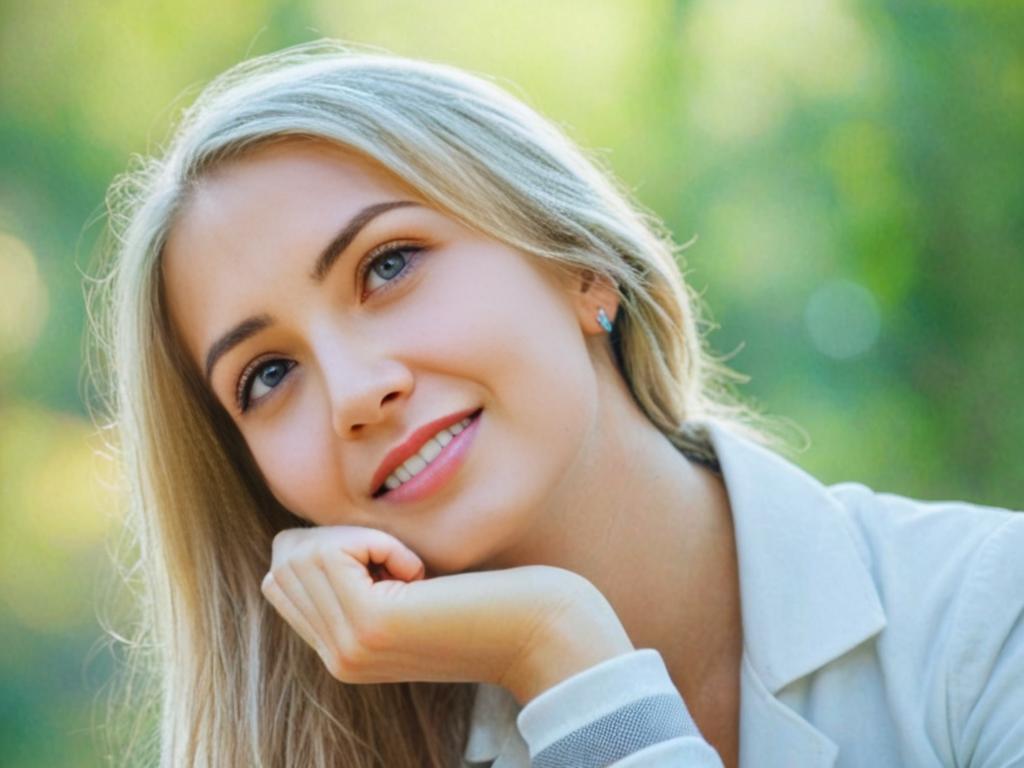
[0,232,49,358]
[0,402,119,633]
[804,278,881,359]
[684,0,873,145]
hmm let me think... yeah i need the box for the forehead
[161,140,419,366]
[170,140,414,248]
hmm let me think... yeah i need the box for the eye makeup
[356,241,426,299]
[235,356,295,413]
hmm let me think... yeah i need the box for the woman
[93,41,1024,767]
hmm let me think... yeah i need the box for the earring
[597,307,614,333]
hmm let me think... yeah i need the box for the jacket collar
[464,419,887,764]
[700,418,886,694]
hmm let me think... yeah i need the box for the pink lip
[376,411,482,504]
[370,407,482,497]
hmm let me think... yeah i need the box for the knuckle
[322,647,353,682]
[271,528,293,551]
[267,565,284,587]
[309,549,326,572]
[312,542,336,572]
[270,529,299,565]
[351,610,391,653]
[337,635,372,671]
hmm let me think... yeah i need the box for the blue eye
[233,244,424,415]
[237,358,295,412]
[362,244,423,295]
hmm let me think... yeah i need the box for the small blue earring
[597,307,614,333]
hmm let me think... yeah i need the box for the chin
[423,549,487,577]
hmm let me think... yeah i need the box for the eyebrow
[310,199,421,282]
[203,199,421,383]
[204,314,273,382]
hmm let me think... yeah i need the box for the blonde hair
[90,39,785,768]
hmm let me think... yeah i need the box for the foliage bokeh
[0,1,1021,765]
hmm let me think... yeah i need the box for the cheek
[396,249,598,564]
[424,245,598,446]
[407,246,589,386]
[247,408,344,522]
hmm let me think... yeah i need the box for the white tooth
[382,416,480,492]
[403,454,428,475]
[419,437,443,462]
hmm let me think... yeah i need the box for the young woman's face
[162,140,614,575]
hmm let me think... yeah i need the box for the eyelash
[235,357,294,414]
[357,241,424,299]
[234,242,425,414]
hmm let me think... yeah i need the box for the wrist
[502,584,635,706]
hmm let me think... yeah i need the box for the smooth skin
[162,139,742,765]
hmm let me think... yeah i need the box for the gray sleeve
[531,692,704,767]
[515,649,723,767]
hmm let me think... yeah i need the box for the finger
[341,527,426,583]
[292,556,353,651]
[270,561,332,645]
[261,573,324,655]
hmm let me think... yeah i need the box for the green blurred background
[1,1,1021,765]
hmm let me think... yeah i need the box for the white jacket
[462,419,1024,767]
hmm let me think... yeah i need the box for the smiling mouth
[373,408,483,499]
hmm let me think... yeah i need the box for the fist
[260,525,632,701]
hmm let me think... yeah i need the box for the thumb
[341,527,426,583]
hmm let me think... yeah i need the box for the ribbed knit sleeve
[515,649,724,767]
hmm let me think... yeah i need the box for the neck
[481,364,743,703]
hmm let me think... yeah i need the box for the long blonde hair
[90,39,784,767]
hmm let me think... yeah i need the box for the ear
[569,268,620,336]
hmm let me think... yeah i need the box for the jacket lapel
[740,653,839,766]
[700,419,887,766]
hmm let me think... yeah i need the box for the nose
[316,334,414,438]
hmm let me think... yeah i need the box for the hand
[261,525,634,703]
